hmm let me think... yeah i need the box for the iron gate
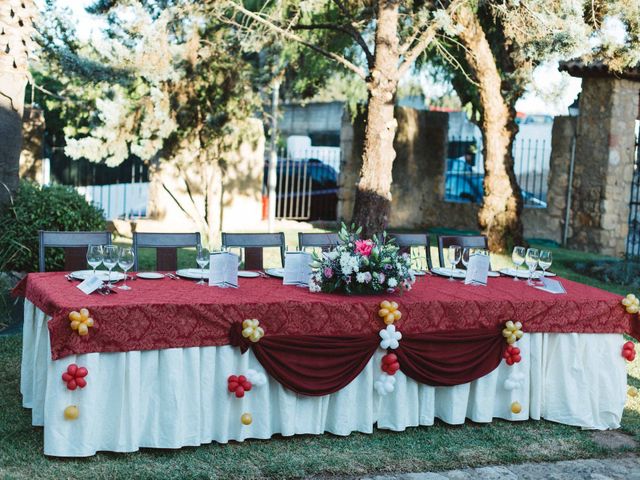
[625,119,640,258]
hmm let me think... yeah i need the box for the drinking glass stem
[123,270,127,289]
[108,268,112,286]
[514,264,519,281]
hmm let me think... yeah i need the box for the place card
[464,253,490,286]
[76,275,103,295]
[534,276,566,294]
[284,251,312,286]
[209,252,239,288]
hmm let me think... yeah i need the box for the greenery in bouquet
[309,224,415,295]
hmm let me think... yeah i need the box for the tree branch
[227,1,367,80]
[292,22,374,68]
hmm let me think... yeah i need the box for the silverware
[64,274,73,282]
[166,273,178,280]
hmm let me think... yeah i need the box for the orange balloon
[511,401,522,414]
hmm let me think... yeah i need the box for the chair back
[132,232,201,271]
[437,234,488,268]
[298,232,340,252]
[39,231,112,272]
[221,232,286,270]
[388,232,433,271]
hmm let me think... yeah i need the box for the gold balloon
[64,405,79,420]
[80,308,90,320]
[69,311,81,322]
[70,320,80,331]
[241,413,252,425]
[628,386,638,398]
[378,300,401,325]
[511,401,522,414]
[78,324,89,336]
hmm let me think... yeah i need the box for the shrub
[0,181,106,272]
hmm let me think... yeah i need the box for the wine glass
[87,245,103,276]
[539,250,552,278]
[525,248,539,286]
[196,245,210,285]
[460,247,470,269]
[102,245,119,287]
[511,246,526,281]
[117,247,134,290]
[447,245,461,282]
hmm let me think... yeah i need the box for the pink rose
[323,267,334,278]
[355,239,374,257]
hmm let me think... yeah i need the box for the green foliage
[0,182,105,273]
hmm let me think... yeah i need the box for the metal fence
[626,119,640,258]
[76,182,149,220]
[445,133,550,208]
[268,146,341,221]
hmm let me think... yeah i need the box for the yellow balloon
[384,314,395,325]
[507,335,517,344]
[80,308,90,320]
[390,301,399,310]
[393,310,402,321]
[242,328,253,338]
[378,308,390,318]
[241,413,252,425]
[515,330,524,339]
[69,311,81,322]
[622,298,632,307]
[85,318,94,327]
[511,401,522,414]
[380,300,391,310]
[628,305,640,314]
[505,321,515,330]
[628,386,638,398]
[514,321,522,330]
[64,405,79,420]
[502,328,511,337]
[70,320,80,331]
[78,323,89,336]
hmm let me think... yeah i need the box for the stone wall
[338,107,570,242]
[567,77,639,256]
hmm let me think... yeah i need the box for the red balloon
[67,364,77,376]
[235,386,245,398]
[62,372,73,382]
[67,379,77,390]
[76,377,87,388]
[77,367,88,378]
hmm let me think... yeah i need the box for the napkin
[534,277,566,294]
[209,252,239,288]
[76,276,103,295]
[284,252,312,286]
[464,254,490,286]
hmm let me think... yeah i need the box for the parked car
[263,158,339,221]
[445,158,547,208]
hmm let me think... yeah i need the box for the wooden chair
[221,232,286,270]
[132,232,201,271]
[388,232,433,271]
[437,234,489,268]
[298,232,340,252]
[38,231,112,272]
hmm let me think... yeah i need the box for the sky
[55,0,582,116]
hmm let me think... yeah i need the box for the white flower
[379,324,402,350]
[309,280,321,293]
[356,272,366,283]
[339,253,360,275]
[325,251,339,261]
[387,278,398,288]
[246,369,267,387]
[374,373,396,396]
[600,15,628,48]
[504,371,525,391]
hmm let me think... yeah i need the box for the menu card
[209,252,239,288]
[534,276,566,294]
[284,251,312,286]
[76,275,103,295]
[464,254,490,286]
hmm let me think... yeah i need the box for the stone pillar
[568,77,639,256]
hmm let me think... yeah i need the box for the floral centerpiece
[309,223,415,295]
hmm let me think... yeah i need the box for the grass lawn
[1,234,640,478]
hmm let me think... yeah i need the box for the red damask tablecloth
[14,272,632,360]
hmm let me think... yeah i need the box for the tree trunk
[0,74,26,207]
[351,0,399,238]
[455,5,524,253]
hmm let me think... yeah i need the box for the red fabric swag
[395,328,506,387]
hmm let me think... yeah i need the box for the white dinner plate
[499,268,542,279]
[176,268,209,280]
[238,271,260,278]
[543,271,557,277]
[487,271,501,278]
[265,268,285,278]
[69,270,125,282]
[411,269,427,276]
[431,267,467,279]
[137,272,165,280]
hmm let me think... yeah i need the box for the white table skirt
[20,300,627,457]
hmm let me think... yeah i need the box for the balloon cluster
[622,294,640,314]
[378,300,402,326]
[502,321,523,345]
[68,308,94,336]
[503,346,522,365]
[380,353,400,375]
[241,319,264,343]
[61,364,88,390]
[379,324,402,350]
[622,341,636,362]
[504,372,525,391]
[228,375,253,398]
[374,373,396,396]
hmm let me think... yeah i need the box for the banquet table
[15,271,635,457]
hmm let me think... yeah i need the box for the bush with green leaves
[0,181,106,272]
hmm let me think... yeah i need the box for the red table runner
[14,272,632,360]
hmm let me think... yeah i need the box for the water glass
[539,250,552,277]
[102,245,119,286]
[447,245,461,282]
[196,245,210,285]
[118,247,135,290]
[87,245,103,276]
[461,247,470,269]
[525,248,539,286]
[511,246,526,281]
